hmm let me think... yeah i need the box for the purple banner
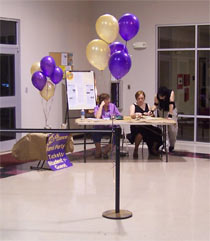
[46,133,73,171]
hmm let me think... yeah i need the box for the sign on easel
[46,133,73,171]
[66,71,96,110]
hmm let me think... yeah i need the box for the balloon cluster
[86,13,140,80]
[31,56,63,101]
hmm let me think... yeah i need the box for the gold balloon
[96,14,119,44]
[30,61,41,74]
[40,81,55,101]
[86,39,110,71]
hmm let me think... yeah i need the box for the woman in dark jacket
[151,86,178,152]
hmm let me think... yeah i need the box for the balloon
[50,66,63,84]
[109,42,128,55]
[119,13,140,41]
[109,51,132,80]
[40,81,55,101]
[96,14,119,43]
[30,62,41,74]
[32,71,47,91]
[86,39,110,70]
[40,56,56,77]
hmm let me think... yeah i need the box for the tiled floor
[0,141,210,241]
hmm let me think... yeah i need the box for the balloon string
[100,70,103,81]
[41,85,56,128]
[45,84,49,127]
[41,98,48,127]
[46,85,56,127]
[47,90,55,122]
[125,41,127,48]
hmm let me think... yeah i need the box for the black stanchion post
[84,125,87,163]
[102,126,132,220]
[115,126,120,213]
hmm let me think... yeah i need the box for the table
[75,116,176,220]
[76,116,176,162]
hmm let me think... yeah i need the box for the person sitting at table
[129,90,163,158]
[92,93,121,159]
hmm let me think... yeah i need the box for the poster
[66,71,96,110]
[86,84,95,106]
[46,133,73,171]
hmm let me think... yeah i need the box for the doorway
[0,19,21,151]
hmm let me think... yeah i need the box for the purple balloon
[119,13,140,41]
[109,42,128,55]
[40,56,56,77]
[50,67,63,85]
[32,71,47,91]
[109,51,132,80]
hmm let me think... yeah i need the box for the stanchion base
[102,210,132,220]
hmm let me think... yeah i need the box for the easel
[65,71,96,163]
[30,160,51,171]
[30,135,51,171]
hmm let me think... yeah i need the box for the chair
[121,131,144,157]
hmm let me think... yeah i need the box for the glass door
[157,24,210,143]
[197,25,210,142]
[0,19,21,152]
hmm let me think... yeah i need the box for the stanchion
[102,127,132,220]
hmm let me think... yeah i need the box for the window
[0,54,15,96]
[157,24,210,142]
[0,18,20,151]
[158,26,195,48]
[0,107,16,141]
[158,51,195,115]
[197,50,210,116]
[0,20,17,45]
[198,25,210,48]
[197,118,210,142]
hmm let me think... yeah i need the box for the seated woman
[92,93,121,159]
[129,90,163,158]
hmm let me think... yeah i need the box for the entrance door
[0,19,21,152]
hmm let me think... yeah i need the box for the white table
[76,116,176,162]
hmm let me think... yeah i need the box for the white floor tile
[0,143,210,241]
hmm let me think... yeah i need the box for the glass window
[198,25,210,48]
[197,118,210,142]
[0,54,15,97]
[197,51,210,116]
[158,51,195,115]
[0,20,17,45]
[177,117,194,141]
[0,107,16,141]
[158,26,195,49]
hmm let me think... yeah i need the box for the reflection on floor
[0,141,210,241]
[0,140,210,179]
[0,140,210,241]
